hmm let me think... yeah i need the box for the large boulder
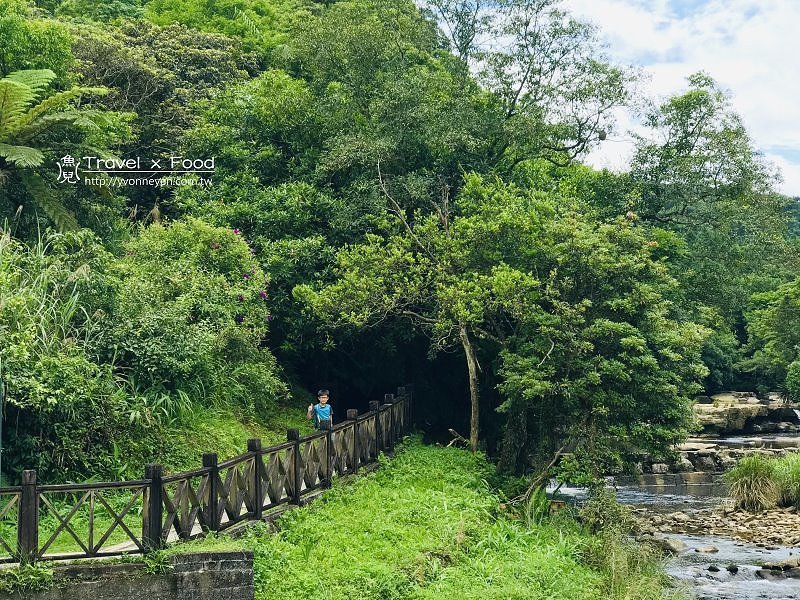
[694,392,768,434]
[649,537,688,554]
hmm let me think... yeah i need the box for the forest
[1,0,799,489]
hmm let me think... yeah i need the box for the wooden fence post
[202,454,219,532]
[369,400,380,456]
[347,409,358,473]
[324,423,333,489]
[17,470,38,564]
[287,429,301,505]
[405,384,414,432]
[142,464,163,551]
[397,386,407,437]
[247,439,263,520]
[384,393,394,450]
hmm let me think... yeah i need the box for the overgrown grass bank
[233,439,679,600]
[726,452,800,511]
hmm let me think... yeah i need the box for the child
[307,389,333,430]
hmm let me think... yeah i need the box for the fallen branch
[447,428,469,448]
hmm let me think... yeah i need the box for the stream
[550,478,800,599]
[546,393,800,598]
[549,432,800,598]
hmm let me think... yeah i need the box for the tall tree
[296,172,706,464]
[423,0,631,169]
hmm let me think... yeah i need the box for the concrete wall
[1,551,253,600]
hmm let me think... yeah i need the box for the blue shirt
[313,403,332,428]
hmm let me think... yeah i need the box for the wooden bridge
[0,387,412,564]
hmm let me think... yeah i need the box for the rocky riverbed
[635,504,800,548]
[550,391,800,597]
[603,392,800,597]
[633,504,800,590]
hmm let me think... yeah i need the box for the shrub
[773,452,800,508]
[724,454,779,512]
[100,218,286,415]
[579,486,635,534]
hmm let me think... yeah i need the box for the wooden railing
[0,386,413,564]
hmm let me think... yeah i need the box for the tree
[0,0,73,79]
[742,280,800,395]
[296,172,707,465]
[629,72,779,228]
[68,19,256,216]
[423,0,631,168]
[144,0,307,65]
[0,69,124,232]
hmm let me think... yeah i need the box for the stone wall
[0,551,253,600]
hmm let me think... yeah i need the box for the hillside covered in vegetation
[1,0,799,490]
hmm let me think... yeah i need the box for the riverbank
[637,504,800,548]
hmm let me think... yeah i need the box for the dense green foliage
[0,0,796,493]
[0,223,289,479]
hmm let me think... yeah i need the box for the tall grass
[230,438,681,600]
[773,452,800,508]
[725,454,782,511]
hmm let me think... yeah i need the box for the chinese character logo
[56,155,80,184]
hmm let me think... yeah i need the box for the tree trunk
[459,325,480,452]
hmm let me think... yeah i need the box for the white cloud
[563,0,800,196]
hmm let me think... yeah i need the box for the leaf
[4,69,57,97]
[0,143,44,167]
[18,171,80,232]
[0,79,35,134]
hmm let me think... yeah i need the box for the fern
[4,70,57,96]
[0,69,116,232]
[18,171,79,232]
[0,80,36,134]
[0,143,44,168]
[9,88,109,140]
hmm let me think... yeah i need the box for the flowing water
[548,432,800,599]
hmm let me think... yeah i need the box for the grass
[157,402,313,474]
[773,452,800,507]
[208,438,681,600]
[0,438,682,598]
[725,454,784,512]
[0,403,315,561]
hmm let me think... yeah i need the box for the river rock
[707,564,720,572]
[694,393,768,434]
[674,457,695,472]
[651,537,687,554]
[726,564,738,574]
[763,558,800,570]
[695,545,719,553]
[671,511,691,523]
[650,463,670,474]
[756,568,785,580]
[694,455,718,471]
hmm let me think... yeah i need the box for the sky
[562,0,800,196]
